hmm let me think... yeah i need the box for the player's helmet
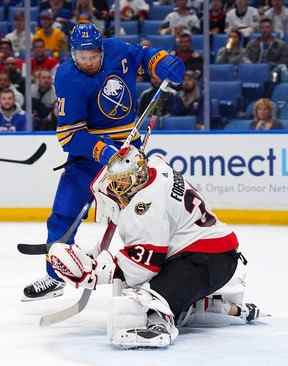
[70,23,103,52]
[106,146,149,206]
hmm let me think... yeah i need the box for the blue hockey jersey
[55,37,170,160]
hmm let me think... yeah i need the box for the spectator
[116,0,150,21]
[34,100,57,131]
[73,0,97,23]
[73,0,110,31]
[74,11,94,25]
[210,0,226,33]
[4,10,32,58]
[160,0,200,36]
[225,0,259,39]
[216,29,250,64]
[246,17,288,64]
[0,71,24,107]
[138,75,182,117]
[40,0,73,19]
[31,69,57,130]
[170,70,202,117]
[33,10,67,58]
[0,39,23,72]
[31,38,59,78]
[3,57,25,96]
[171,31,203,76]
[265,0,288,38]
[250,97,283,129]
[0,89,26,132]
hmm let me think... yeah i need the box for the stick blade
[17,243,47,255]
[26,143,47,164]
[40,289,92,327]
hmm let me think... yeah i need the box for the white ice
[1,222,288,366]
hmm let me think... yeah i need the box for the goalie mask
[106,146,149,206]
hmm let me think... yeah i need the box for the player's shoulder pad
[55,59,88,91]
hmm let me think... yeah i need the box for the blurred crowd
[0,0,288,131]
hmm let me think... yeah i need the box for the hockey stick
[17,80,169,256]
[0,143,47,165]
[40,221,117,326]
[17,201,92,255]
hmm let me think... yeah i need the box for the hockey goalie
[48,146,261,349]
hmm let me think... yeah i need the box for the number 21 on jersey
[57,97,66,116]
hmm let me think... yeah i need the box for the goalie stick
[0,143,47,165]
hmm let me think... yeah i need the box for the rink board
[0,132,287,224]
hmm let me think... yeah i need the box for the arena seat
[0,21,10,36]
[8,7,39,23]
[212,33,228,54]
[210,64,236,81]
[146,35,176,51]
[117,35,139,44]
[238,63,270,102]
[192,34,204,50]
[149,5,174,20]
[280,119,288,128]
[136,82,150,99]
[224,119,252,131]
[0,7,4,21]
[272,84,288,102]
[210,81,242,117]
[120,21,138,35]
[141,20,162,35]
[162,116,197,130]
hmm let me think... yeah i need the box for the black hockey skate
[22,275,65,302]
[241,303,261,322]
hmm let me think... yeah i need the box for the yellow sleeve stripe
[148,50,168,75]
[93,141,107,161]
[56,121,87,133]
[56,122,87,147]
[57,133,74,147]
[88,122,136,135]
[104,131,141,140]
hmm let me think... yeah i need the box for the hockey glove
[48,243,116,290]
[155,55,185,85]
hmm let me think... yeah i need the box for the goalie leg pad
[109,284,178,349]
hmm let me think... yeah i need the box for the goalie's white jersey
[115,156,238,287]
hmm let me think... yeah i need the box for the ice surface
[1,222,288,366]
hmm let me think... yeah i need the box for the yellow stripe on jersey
[56,121,87,146]
[148,50,168,75]
[93,140,107,161]
[88,122,140,141]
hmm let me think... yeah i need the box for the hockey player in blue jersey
[22,23,185,301]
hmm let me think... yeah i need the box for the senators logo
[135,202,152,215]
[98,75,132,120]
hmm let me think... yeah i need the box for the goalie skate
[112,324,173,349]
[22,275,65,302]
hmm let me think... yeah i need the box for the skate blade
[21,289,64,302]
